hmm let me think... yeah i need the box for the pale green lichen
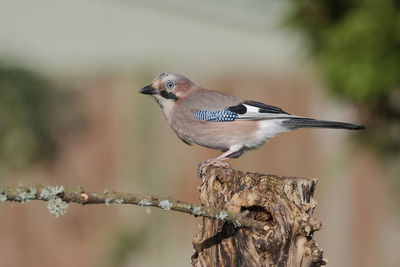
[192,206,202,216]
[39,188,50,199]
[138,199,152,206]
[0,189,7,202]
[16,187,37,203]
[47,197,69,217]
[104,196,123,206]
[37,186,68,217]
[114,198,123,205]
[139,199,152,214]
[40,186,64,200]
[28,187,37,198]
[216,211,229,220]
[104,197,111,206]
[145,207,151,214]
[159,200,172,210]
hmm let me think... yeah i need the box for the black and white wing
[226,101,294,120]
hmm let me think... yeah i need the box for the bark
[192,166,326,267]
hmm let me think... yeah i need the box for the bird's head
[139,73,194,106]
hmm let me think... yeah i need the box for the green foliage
[287,0,400,106]
[0,66,55,167]
[0,65,80,169]
[286,0,400,159]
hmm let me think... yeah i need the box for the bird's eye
[166,81,175,89]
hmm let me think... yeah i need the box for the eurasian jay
[139,73,365,167]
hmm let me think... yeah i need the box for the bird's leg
[201,150,234,167]
[198,146,242,177]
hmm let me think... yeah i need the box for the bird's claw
[197,159,231,178]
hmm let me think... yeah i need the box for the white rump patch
[247,119,289,148]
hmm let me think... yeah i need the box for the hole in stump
[241,206,272,222]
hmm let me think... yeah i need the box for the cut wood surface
[192,165,327,267]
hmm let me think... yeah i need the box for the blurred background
[0,0,399,266]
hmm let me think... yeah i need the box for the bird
[139,73,365,167]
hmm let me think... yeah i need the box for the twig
[0,184,267,231]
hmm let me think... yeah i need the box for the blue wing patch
[193,110,238,122]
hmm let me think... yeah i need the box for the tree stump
[192,166,326,267]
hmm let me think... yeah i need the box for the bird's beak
[139,85,157,95]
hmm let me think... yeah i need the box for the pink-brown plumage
[139,73,365,166]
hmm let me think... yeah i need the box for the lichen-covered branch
[0,184,266,231]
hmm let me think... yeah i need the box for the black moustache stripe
[160,90,178,100]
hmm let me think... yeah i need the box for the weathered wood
[192,166,327,267]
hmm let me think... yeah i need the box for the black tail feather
[283,118,366,130]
